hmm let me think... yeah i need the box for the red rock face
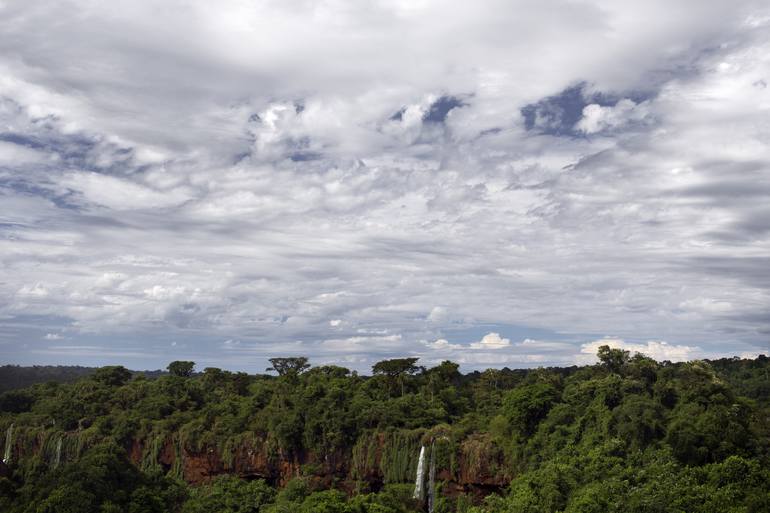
[132,432,511,493]
[128,438,143,465]
[181,447,226,482]
[229,444,273,481]
[13,433,505,510]
[23,430,509,499]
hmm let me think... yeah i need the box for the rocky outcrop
[124,431,510,496]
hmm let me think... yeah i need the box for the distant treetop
[167,360,195,378]
[371,357,423,377]
[267,357,311,377]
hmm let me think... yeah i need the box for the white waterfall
[428,441,436,513]
[52,437,62,469]
[2,424,13,465]
[412,445,426,500]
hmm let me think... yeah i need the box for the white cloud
[575,99,651,133]
[60,172,193,210]
[17,283,50,298]
[470,332,511,350]
[0,140,47,164]
[424,338,463,350]
[321,334,404,353]
[427,306,448,323]
[516,338,574,351]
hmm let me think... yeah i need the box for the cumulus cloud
[417,333,587,369]
[424,338,463,350]
[1,0,769,371]
[575,99,651,133]
[470,332,512,350]
[427,307,448,323]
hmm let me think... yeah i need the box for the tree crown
[167,360,195,378]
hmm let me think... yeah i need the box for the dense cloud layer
[1,0,769,371]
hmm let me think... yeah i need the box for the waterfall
[428,441,436,513]
[2,423,13,465]
[52,437,62,469]
[412,445,426,500]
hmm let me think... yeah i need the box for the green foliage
[267,357,311,377]
[182,475,274,513]
[610,395,664,451]
[351,432,381,481]
[597,345,630,374]
[2,441,185,513]
[460,433,506,482]
[0,391,34,414]
[665,400,754,465]
[371,359,422,378]
[372,358,424,397]
[345,484,418,513]
[351,429,424,484]
[502,382,559,437]
[380,430,423,484]
[298,489,348,513]
[91,366,132,387]
[167,361,196,378]
[0,352,767,512]
[0,365,99,394]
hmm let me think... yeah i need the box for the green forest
[1,348,768,513]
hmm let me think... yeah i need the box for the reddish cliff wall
[125,432,510,493]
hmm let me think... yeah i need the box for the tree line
[0,348,767,512]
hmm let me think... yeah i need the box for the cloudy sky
[1,0,769,372]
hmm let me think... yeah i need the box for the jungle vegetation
[0,348,768,512]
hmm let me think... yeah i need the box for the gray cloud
[0,0,769,371]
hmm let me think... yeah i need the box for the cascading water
[412,445,426,500]
[52,437,62,469]
[2,423,13,465]
[428,441,436,513]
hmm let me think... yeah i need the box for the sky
[1,0,769,373]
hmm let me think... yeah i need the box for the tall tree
[267,357,311,377]
[597,345,630,374]
[167,361,195,378]
[372,357,423,397]
[92,366,132,387]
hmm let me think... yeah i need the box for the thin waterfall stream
[412,445,426,500]
[428,441,436,513]
[52,436,62,469]
[2,423,13,464]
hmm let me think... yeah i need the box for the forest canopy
[0,348,768,512]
